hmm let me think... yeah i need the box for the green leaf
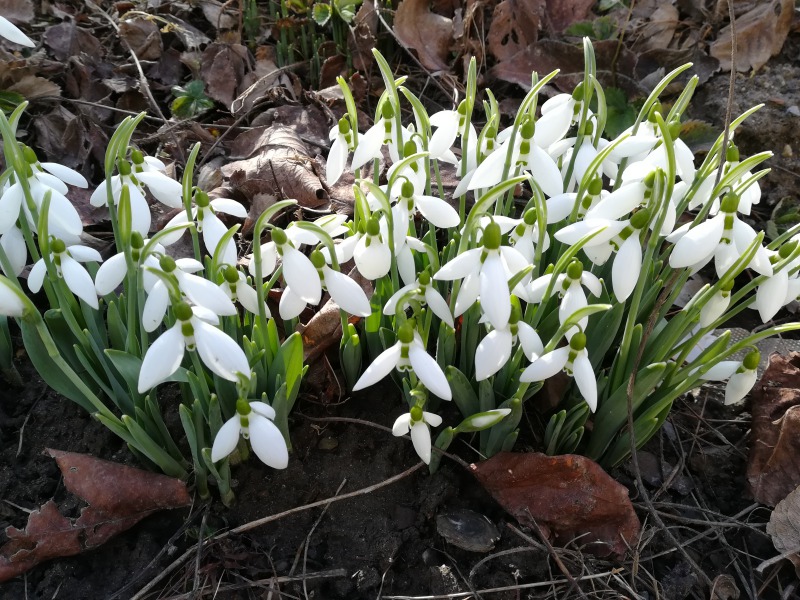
[445,366,479,417]
[428,426,454,474]
[312,3,332,26]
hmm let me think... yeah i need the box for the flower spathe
[353,323,452,400]
[137,302,251,393]
[393,406,442,464]
[211,400,288,469]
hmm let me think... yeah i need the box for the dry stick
[191,508,209,599]
[625,271,715,590]
[131,462,423,600]
[303,480,346,600]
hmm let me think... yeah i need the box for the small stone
[436,509,500,553]
[787,105,800,117]
[783,144,793,158]
[317,436,338,450]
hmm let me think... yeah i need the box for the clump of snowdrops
[0,38,798,505]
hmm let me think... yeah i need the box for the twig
[756,544,800,574]
[191,508,209,599]
[303,479,346,600]
[131,462,423,600]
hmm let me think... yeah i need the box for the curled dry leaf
[1,0,34,24]
[487,0,544,62]
[472,452,640,557]
[710,0,793,72]
[767,484,800,577]
[43,21,104,62]
[544,0,594,32]
[747,352,800,507]
[0,449,190,582]
[634,3,678,52]
[393,0,453,72]
[349,0,378,72]
[711,574,740,600]
[200,43,251,109]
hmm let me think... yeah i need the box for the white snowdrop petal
[211,417,242,462]
[554,219,624,246]
[61,256,98,308]
[435,248,482,281]
[669,215,725,269]
[383,283,416,315]
[414,194,460,228]
[732,219,773,277]
[517,322,544,360]
[137,325,185,392]
[607,135,658,162]
[573,143,599,185]
[572,353,597,412]
[249,415,289,469]
[353,342,402,391]
[249,242,278,278]
[428,114,459,158]
[47,190,84,238]
[468,142,509,190]
[0,183,23,234]
[408,344,452,400]
[128,184,152,235]
[351,122,385,171]
[699,291,730,328]
[236,281,270,317]
[278,286,307,320]
[528,144,564,198]
[410,421,432,464]
[580,272,603,297]
[354,237,392,280]
[612,236,642,302]
[475,329,512,381]
[454,272,480,317]
[201,212,229,257]
[210,198,248,218]
[527,273,554,303]
[423,411,443,427]
[283,247,322,304]
[67,245,102,263]
[392,413,412,436]
[0,227,26,276]
[324,267,371,316]
[725,370,757,405]
[0,16,35,47]
[142,280,170,332]
[397,245,417,286]
[534,104,572,148]
[0,278,26,317]
[95,252,128,295]
[425,287,454,328]
[179,273,237,316]
[326,134,348,185]
[194,319,251,381]
[587,182,646,221]
[137,172,183,208]
[40,163,88,188]
[520,347,570,382]
[480,253,511,330]
[700,361,739,381]
[756,271,789,323]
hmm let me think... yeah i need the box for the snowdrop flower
[0,16,34,47]
[351,101,405,170]
[128,150,183,208]
[392,406,442,464]
[219,264,269,317]
[142,255,236,332]
[0,226,25,277]
[427,103,468,164]
[353,217,391,280]
[327,117,354,185]
[699,350,760,405]
[394,178,460,229]
[353,322,452,400]
[669,193,772,278]
[248,228,321,302]
[310,250,371,316]
[285,213,350,248]
[28,238,101,309]
[95,232,164,296]
[528,260,602,337]
[160,190,246,261]
[211,400,288,468]
[754,243,800,323]
[467,116,563,197]
[137,302,250,393]
[520,332,597,412]
[697,280,733,328]
[475,305,543,380]
[90,159,182,235]
[0,275,30,317]
[434,221,528,330]
[510,208,549,261]
[383,271,454,328]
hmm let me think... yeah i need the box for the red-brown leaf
[472,452,640,557]
[0,450,190,582]
[747,352,800,507]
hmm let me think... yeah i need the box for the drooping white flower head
[0,275,30,317]
[137,302,251,393]
[353,217,391,281]
[474,304,543,381]
[351,101,405,171]
[353,323,452,400]
[699,349,760,405]
[95,233,165,296]
[383,270,454,329]
[519,331,597,412]
[28,238,101,309]
[219,264,270,317]
[310,250,371,317]
[392,406,442,464]
[327,117,354,185]
[211,400,288,468]
[528,260,602,338]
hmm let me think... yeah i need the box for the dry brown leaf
[33,105,89,170]
[0,449,190,582]
[472,452,641,557]
[545,0,594,32]
[710,0,793,72]
[119,17,163,61]
[710,574,740,600]
[7,74,60,99]
[747,352,800,507]
[487,0,544,63]
[635,3,678,52]
[767,484,800,577]
[201,0,237,30]
[201,42,251,109]
[0,0,34,24]
[393,0,453,72]
[349,0,378,72]
[43,21,104,61]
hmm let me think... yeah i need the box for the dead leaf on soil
[223,126,328,235]
[544,0,594,32]
[747,352,800,507]
[201,42,251,110]
[634,3,678,52]
[487,0,544,63]
[711,574,740,600]
[766,483,800,577]
[6,74,60,99]
[710,0,793,72]
[0,449,190,582]
[201,0,238,31]
[0,0,34,24]
[472,452,641,557]
[349,0,378,72]
[33,105,89,170]
[43,21,104,61]
[393,0,453,72]
[119,17,163,61]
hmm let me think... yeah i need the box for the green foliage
[170,80,214,119]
